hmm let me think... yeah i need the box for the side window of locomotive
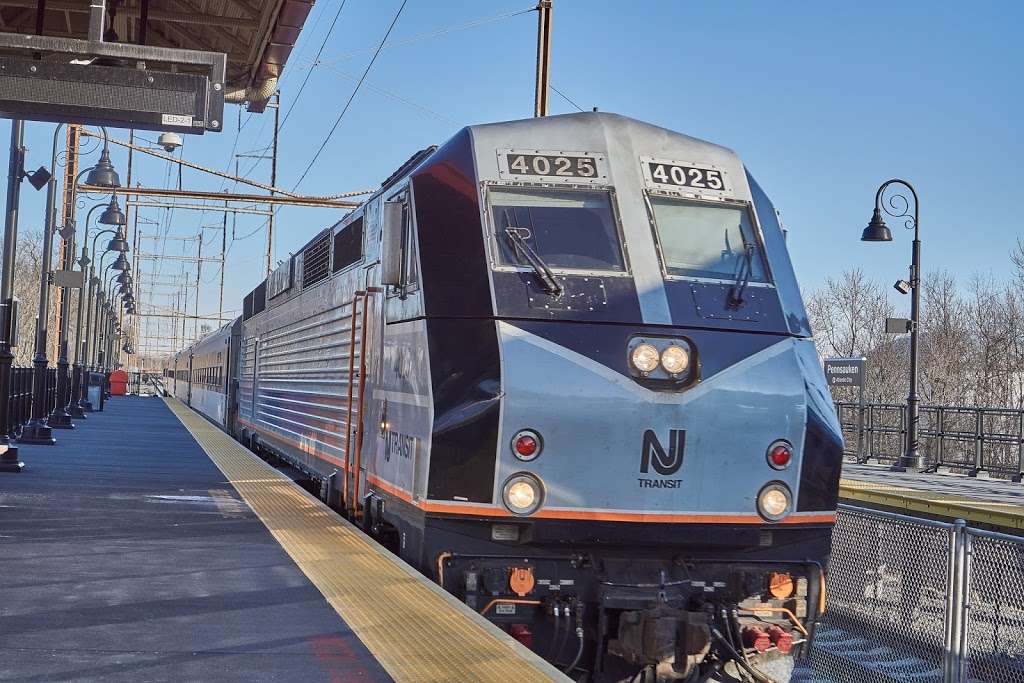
[400,201,419,291]
[332,217,364,273]
[648,196,769,282]
[490,189,625,272]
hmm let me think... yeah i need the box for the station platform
[0,396,562,682]
[840,463,1024,532]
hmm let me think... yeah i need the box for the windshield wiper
[727,242,754,308]
[504,225,563,296]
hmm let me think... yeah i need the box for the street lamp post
[861,178,923,471]
[79,226,122,411]
[0,120,26,470]
[69,198,126,417]
[20,128,66,443]
[49,126,121,429]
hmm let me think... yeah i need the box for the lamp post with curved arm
[103,270,128,376]
[50,129,121,429]
[77,210,125,411]
[860,178,922,471]
[21,127,69,443]
[66,198,126,418]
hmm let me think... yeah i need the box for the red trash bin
[109,369,129,396]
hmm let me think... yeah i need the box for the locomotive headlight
[757,483,792,522]
[502,473,544,516]
[630,343,660,373]
[660,344,690,375]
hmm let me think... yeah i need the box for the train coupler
[607,607,711,680]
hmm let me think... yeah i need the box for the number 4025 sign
[497,149,608,184]
[643,157,729,194]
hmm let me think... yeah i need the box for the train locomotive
[166,112,842,682]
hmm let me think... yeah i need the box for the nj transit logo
[640,429,686,476]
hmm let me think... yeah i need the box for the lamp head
[115,271,131,285]
[861,207,893,242]
[111,253,130,271]
[106,229,130,253]
[85,148,121,189]
[894,279,912,295]
[99,196,127,226]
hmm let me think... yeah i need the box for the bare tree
[809,244,1024,411]
[807,269,898,402]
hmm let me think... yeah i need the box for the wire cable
[318,5,536,66]
[278,0,350,132]
[291,0,408,192]
[551,84,585,112]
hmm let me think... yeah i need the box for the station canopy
[0,0,313,111]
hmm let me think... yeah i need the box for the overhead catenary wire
[317,5,537,67]
[278,0,350,133]
[291,0,409,192]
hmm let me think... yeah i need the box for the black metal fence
[836,402,1024,480]
[5,367,57,438]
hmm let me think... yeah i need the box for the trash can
[109,369,129,396]
[88,372,105,411]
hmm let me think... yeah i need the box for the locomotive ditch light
[502,473,544,516]
[756,482,792,522]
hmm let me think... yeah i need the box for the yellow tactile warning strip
[839,478,1024,531]
[164,398,564,682]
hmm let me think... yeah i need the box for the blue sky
[9,0,1023,345]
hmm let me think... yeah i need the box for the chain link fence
[797,505,1024,683]
[961,530,1024,682]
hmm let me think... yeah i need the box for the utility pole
[194,232,202,340]
[534,0,553,117]
[219,209,226,325]
[51,125,79,362]
[268,91,280,276]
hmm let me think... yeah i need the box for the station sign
[824,357,866,388]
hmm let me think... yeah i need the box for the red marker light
[512,430,542,461]
[767,441,793,469]
[515,435,538,457]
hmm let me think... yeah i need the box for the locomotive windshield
[649,196,768,282]
[490,188,625,272]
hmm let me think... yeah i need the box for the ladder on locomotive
[342,288,380,519]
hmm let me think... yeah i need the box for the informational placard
[824,357,866,388]
[52,270,85,289]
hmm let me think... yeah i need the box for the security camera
[893,279,912,295]
[157,132,182,153]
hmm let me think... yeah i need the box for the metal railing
[836,402,1024,479]
[4,367,57,439]
[804,505,1024,683]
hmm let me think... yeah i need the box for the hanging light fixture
[99,196,126,226]
[85,147,121,189]
[111,253,130,271]
[106,228,130,253]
